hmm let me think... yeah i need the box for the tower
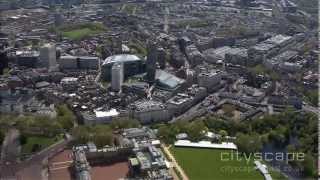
[146,41,158,83]
[40,43,57,71]
[157,47,166,69]
[111,63,123,92]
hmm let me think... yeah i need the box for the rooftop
[131,100,166,112]
[155,70,185,90]
[103,54,141,65]
[174,140,237,150]
[265,34,292,45]
[94,109,119,118]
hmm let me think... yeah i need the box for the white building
[111,63,124,92]
[174,140,237,150]
[83,109,120,125]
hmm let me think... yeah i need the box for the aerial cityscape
[0,0,318,180]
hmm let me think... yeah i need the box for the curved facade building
[101,54,145,81]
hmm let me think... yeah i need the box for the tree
[219,130,228,137]
[235,133,262,155]
[72,126,91,144]
[92,125,114,148]
[305,90,318,107]
[20,134,27,145]
[204,117,231,133]
[302,153,317,177]
[158,124,179,144]
[222,104,235,117]
[268,130,286,147]
[187,120,207,142]
[93,131,113,148]
[31,144,41,153]
[0,130,4,145]
[56,104,76,130]
[72,125,114,148]
[110,117,140,129]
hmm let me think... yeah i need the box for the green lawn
[21,135,61,154]
[171,147,263,180]
[62,28,101,41]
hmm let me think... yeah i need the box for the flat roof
[94,109,119,118]
[265,34,292,45]
[103,54,141,65]
[252,42,275,51]
[174,140,237,150]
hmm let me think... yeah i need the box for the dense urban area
[0,0,318,180]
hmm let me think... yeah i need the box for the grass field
[171,147,263,180]
[62,28,100,41]
[21,135,61,154]
[59,23,106,41]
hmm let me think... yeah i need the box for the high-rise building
[146,42,158,83]
[40,43,57,71]
[54,13,64,26]
[157,47,166,69]
[111,63,124,92]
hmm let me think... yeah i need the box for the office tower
[146,41,158,83]
[111,63,124,92]
[40,43,57,71]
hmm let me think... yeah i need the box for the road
[1,128,20,162]
[0,136,71,180]
[0,128,21,179]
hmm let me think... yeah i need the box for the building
[111,63,124,92]
[279,62,302,73]
[225,48,248,66]
[82,109,120,125]
[157,47,166,69]
[169,46,187,68]
[174,140,237,150]
[203,46,232,64]
[15,51,39,68]
[58,56,99,70]
[72,127,172,180]
[40,43,57,71]
[248,34,293,65]
[58,55,78,69]
[145,42,158,82]
[102,54,145,81]
[280,0,297,13]
[197,70,223,91]
[73,149,92,180]
[155,70,186,92]
[263,50,298,70]
[129,100,171,124]
[54,12,64,26]
[185,44,205,67]
[167,84,207,116]
[78,56,99,69]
